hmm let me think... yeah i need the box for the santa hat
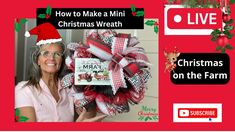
[25,22,62,46]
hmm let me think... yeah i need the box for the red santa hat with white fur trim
[25,22,62,46]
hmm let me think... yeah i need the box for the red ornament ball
[223,14,231,22]
[217,35,228,47]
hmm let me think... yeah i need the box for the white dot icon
[174,15,182,23]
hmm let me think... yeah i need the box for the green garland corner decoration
[15,108,29,122]
[145,20,159,34]
[130,4,144,17]
[38,5,52,19]
[14,18,28,32]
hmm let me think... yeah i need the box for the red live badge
[167,8,222,29]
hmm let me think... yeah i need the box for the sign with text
[75,58,110,85]
[171,53,230,84]
[37,8,144,29]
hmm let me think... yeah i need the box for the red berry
[15,116,19,121]
[217,35,228,47]
[46,14,50,19]
[223,14,231,22]
[132,12,136,16]
[16,18,20,23]
[154,22,159,26]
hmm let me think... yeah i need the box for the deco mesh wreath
[61,29,151,116]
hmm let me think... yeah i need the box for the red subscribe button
[167,8,222,29]
[178,108,217,118]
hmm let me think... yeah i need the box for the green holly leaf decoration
[211,36,218,41]
[221,48,226,53]
[138,116,144,121]
[211,29,221,36]
[131,5,136,12]
[19,116,29,122]
[224,25,234,31]
[154,26,159,34]
[226,6,231,15]
[19,18,28,24]
[225,44,233,50]
[15,108,29,122]
[38,14,46,18]
[15,108,20,116]
[136,11,144,17]
[15,23,20,32]
[144,116,152,121]
[145,19,158,35]
[152,116,158,121]
[216,46,222,51]
[230,0,235,4]
[225,19,234,25]
[223,30,229,35]
[223,30,234,39]
[46,5,52,15]
[145,20,156,26]
[227,33,234,39]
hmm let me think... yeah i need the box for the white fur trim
[25,31,30,37]
[36,38,62,45]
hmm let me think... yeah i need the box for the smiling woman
[15,22,107,122]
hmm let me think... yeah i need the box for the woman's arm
[76,107,107,122]
[18,107,37,122]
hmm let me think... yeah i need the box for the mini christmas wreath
[61,29,151,116]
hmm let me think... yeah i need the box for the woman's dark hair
[24,43,66,88]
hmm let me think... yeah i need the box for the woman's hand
[76,107,107,122]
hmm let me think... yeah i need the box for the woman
[15,23,106,122]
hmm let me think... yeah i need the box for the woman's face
[38,43,63,76]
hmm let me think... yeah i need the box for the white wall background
[15,19,158,122]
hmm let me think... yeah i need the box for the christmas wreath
[61,29,151,116]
